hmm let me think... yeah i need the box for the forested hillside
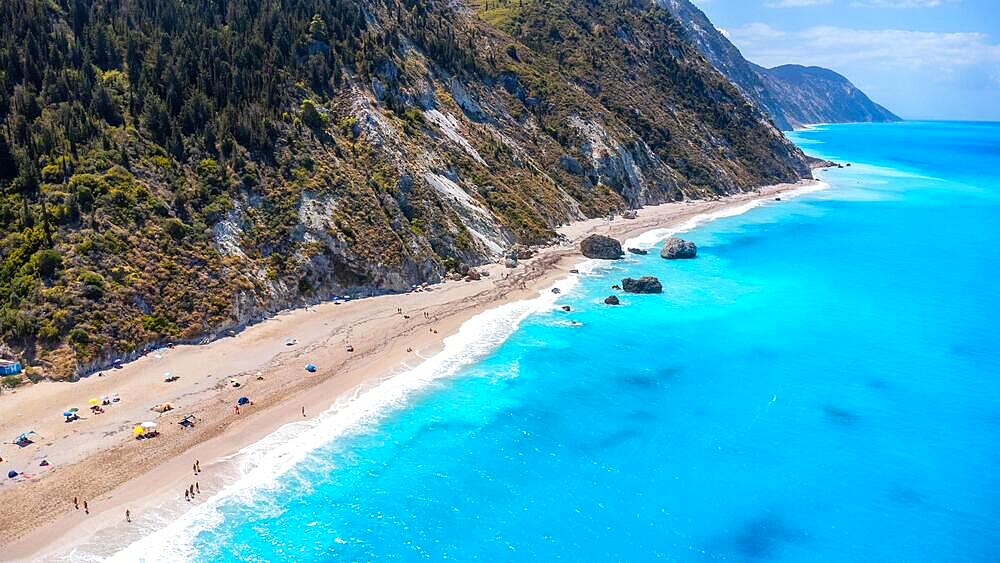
[0,0,811,378]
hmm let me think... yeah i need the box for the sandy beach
[0,179,819,560]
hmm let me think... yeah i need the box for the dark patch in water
[616,367,680,390]
[730,512,809,559]
[889,486,927,506]
[619,374,658,389]
[629,410,656,422]
[866,377,890,391]
[594,429,641,450]
[822,404,860,426]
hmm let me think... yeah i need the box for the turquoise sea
[111,122,1000,561]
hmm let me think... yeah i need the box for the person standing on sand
[185,490,190,501]
[196,482,200,494]
[193,462,198,475]
[73,497,78,510]
[83,501,88,514]
[302,406,306,417]
[126,509,131,523]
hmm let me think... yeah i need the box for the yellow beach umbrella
[88,398,99,405]
[133,426,144,436]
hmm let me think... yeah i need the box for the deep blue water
[129,122,1000,561]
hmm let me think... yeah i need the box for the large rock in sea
[660,237,697,259]
[604,295,620,305]
[580,234,623,260]
[627,247,648,255]
[621,276,663,294]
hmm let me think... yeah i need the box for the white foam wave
[98,278,576,562]
[624,182,829,250]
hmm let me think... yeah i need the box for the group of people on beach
[184,459,203,501]
[72,497,89,514]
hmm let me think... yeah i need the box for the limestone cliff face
[660,0,899,129]
[1,0,812,376]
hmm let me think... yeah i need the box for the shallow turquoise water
[159,122,1000,561]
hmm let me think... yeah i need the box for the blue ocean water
[131,122,1000,561]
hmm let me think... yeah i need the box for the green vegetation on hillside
[0,0,809,378]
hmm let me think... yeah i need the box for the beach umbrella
[305,364,317,373]
[88,398,99,405]
[237,396,250,405]
[63,411,74,417]
[68,407,79,413]
[7,470,16,479]
[140,421,157,429]
[133,426,143,435]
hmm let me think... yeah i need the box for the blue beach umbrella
[237,396,250,405]
[305,364,317,373]
[63,411,73,417]
[7,470,17,478]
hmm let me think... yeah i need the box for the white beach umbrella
[140,421,157,429]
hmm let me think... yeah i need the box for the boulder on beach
[627,247,648,255]
[509,244,535,260]
[660,237,697,260]
[504,257,518,268]
[622,276,663,294]
[580,234,623,260]
[604,295,620,305]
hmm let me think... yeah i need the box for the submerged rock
[627,247,648,255]
[561,305,571,312]
[660,237,697,259]
[604,295,620,305]
[622,276,662,294]
[580,234,624,260]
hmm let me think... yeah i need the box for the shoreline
[0,178,823,561]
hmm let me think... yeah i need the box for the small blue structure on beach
[0,359,22,376]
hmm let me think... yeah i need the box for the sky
[693,0,1000,121]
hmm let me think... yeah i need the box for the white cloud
[726,22,1000,118]
[728,23,1000,78]
[765,0,831,7]
[849,0,954,6]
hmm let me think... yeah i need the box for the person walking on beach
[196,460,201,473]
[193,462,198,475]
[302,406,306,417]
[73,497,78,510]
[196,482,200,494]
[126,509,131,523]
[185,490,190,501]
[83,501,89,514]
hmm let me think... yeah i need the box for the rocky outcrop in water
[580,235,624,260]
[604,295,621,305]
[627,248,648,255]
[660,237,697,259]
[622,276,663,294]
